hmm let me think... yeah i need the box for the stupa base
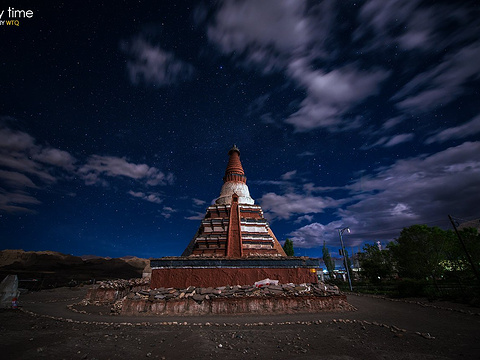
[150,257,320,289]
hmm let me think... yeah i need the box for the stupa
[182,145,286,257]
[150,146,319,288]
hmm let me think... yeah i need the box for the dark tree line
[358,224,480,285]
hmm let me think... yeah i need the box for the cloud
[393,41,480,113]
[362,133,414,149]
[128,190,163,204]
[289,141,480,248]
[0,170,37,188]
[281,170,297,181]
[0,190,41,213]
[207,0,390,133]
[258,192,342,220]
[0,125,76,212]
[192,198,206,206]
[0,123,174,213]
[161,206,176,219]
[355,0,429,51]
[381,116,404,131]
[79,155,174,186]
[0,127,59,184]
[207,0,479,131]
[121,36,194,86]
[289,222,342,249]
[302,183,340,194]
[185,211,205,221]
[207,0,312,71]
[383,133,415,147]
[33,148,76,171]
[285,62,390,132]
[0,127,35,150]
[426,114,480,144]
[297,151,314,157]
[355,0,474,53]
[294,214,314,224]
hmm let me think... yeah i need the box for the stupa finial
[228,144,240,156]
[215,145,254,205]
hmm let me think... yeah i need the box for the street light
[338,227,352,291]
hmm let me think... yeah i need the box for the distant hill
[0,249,149,289]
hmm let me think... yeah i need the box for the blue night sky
[1,1,479,259]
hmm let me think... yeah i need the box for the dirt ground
[1,286,479,359]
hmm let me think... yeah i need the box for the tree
[458,228,480,273]
[283,238,294,256]
[444,227,480,282]
[388,225,449,280]
[322,242,335,280]
[358,244,394,283]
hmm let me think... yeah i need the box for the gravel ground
[1,286,479,359]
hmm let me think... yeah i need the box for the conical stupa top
[223,144,246,183]
[216,145,254,205]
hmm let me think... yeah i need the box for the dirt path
[1,287,479,359]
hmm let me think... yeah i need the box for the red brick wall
[151,267,317,289]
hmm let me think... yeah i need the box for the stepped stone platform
[84,279,353,316]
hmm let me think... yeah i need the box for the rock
[192,294,205,302]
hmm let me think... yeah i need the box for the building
[150,146,319,288]
[182,145,286,257]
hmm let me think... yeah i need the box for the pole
[339,229,353,291]
[448,215,480,284]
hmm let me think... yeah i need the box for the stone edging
[18,306,435,341]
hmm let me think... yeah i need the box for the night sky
[1,1,479,259]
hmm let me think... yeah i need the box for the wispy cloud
[128,190,163,204]
[192,198,206,206]
[121,36,194,86]
[185,211,205,221]
[33,148,76,171]
[384,133,415,147]
[297,151,314,157]
[207,0,479,134]
[426,114,480,144]
[259,192,343,221]
[79,155,174,187]
[294,214,314,224]
[207,0,312,72]
[285,61,389,132]
[362,133,414,149]
[355,0,475,53]
[393,42,480,113]
[0,125,75,212]
[0,191,41,213]
[161,206,176,219]
[280,170,297,181]
[206,0,390,132]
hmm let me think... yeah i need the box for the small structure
[150,146,319,288]
[0,275,19,309]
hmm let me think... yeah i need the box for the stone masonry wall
[120,294,350,316]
